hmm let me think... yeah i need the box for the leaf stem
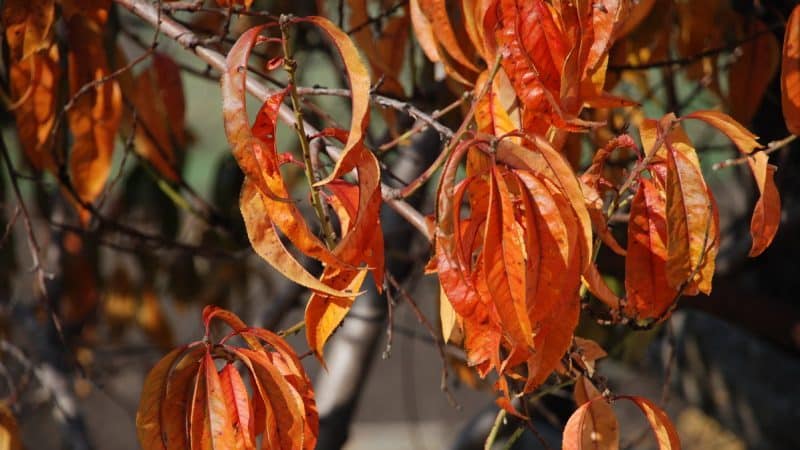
[484,408,507,450]
[280,17,337,249]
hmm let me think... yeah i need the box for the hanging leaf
[728,19,780,124]
[747,152,781,257]
[625,178,678,321]
[781,5,800,134]
[683,110,760,154]
[65,13,122,224]
[136,307,318,450]
[616,396,681,449]
[1,0,56,61]
[8,45,59,172]
[563,376,619,450]
[663,126,717,293]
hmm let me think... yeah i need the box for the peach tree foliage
[3,0,800,448]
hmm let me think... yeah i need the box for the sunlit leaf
[747,152,781,257]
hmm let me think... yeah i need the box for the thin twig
[713,134,797,170]
[386,272,459,408]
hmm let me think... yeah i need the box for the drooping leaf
[781,5,800,134]
[663,128,716,293]
[65,14,123,223]
[221,27,343,269]
[617,396,681,449]
[747,152,781,257]
[299,16,372,172]
[304,267,368,363]
[1,0,56,61]
[136,345,191,450]
[136,308,317,450]
[409,0,440,62]
[563,376,619,450]
[625,178,678,321]
[8,45,59,172]
[728,19,780,124]
[418,0,480,72]
[683,110,760,154]
[219,364,256,450]
[239,180,354,298]
[202,352,238,449]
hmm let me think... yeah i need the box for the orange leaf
[1,0,56,61]
[65,14,122,223]
[239,180,355,298]
[136,345,191,450]
[625,179,678,321]
[299,16,372,176]
[582,263,621,310]
[683,110,760,154]
[616,396,681,449]
[474,69,517,137]
[747,152,781,256]
[418,0,479,72]
[219,364,255,449]
[222,29,342,269]
[564,376,619,450]
[663,129,716,293]
[781,5,800,134]
[8,45,59,172]
[304,267,368,364]
[496,137,593,271]
[203,351,238,449]
[482,166,534,352]
[728,19,780,124]
[409,0,441,62]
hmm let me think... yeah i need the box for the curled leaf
[747,152,781,257]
